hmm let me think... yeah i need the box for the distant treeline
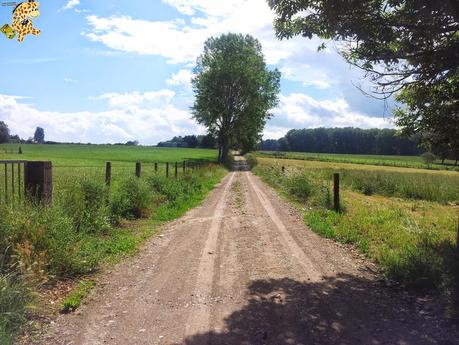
[157,134,216,149]
[262,128,421,156]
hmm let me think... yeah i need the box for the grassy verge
[252,159,459,315]
[61,280,95,313]
[258,151,458,171]
[0,164,227,343]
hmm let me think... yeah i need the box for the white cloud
[83,0,308,65]
[0,93,203,145]
[64,77,78,84]
[62,0,80,10]
[166,69,193,89]
[264,93,393,139]
[94,90,176,109]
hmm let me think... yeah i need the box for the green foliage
[0,273,30,345]
[262,127,420,156]
[192,33,281,162]
[395,77,459,162]
[61,280,94,313]
[59,179,110,234]
[420,152,437,166]
[224,152,235,170]
[268,0,459,157]
[244,153,258,169]
[110,177,154,222]
[33,127,45,144]
[284,174,314,202]
[0,121,9,144]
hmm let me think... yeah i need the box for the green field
[0,144,218,166]
[251,154,459,314]
[258,151,458,170]
[0,144,218,193]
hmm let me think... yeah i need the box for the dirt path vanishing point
[41,172,458,345]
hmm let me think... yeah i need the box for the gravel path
[40,171,458,345]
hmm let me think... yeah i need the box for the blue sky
[0,0,392,145]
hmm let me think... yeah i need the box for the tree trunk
[221,136,230,164]
[218,146,222,163]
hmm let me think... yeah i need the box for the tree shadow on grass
[184,274,457,345]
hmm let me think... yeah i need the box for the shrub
[245,153,258,169]
[285,174,314,202]
[224,152,235,170]
[59,179,110,235]
[420,152,437,166]
[110,177,153,222]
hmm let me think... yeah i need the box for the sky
[0,0,393,145]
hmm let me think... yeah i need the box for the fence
[1,160,210,206]
[0,160,27,205]
[280,164,459,252]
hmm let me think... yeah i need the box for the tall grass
[258,151,458,171]
[0,274,30,345]
[263,163,459,204]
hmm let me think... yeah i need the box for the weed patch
[61,280,95,313]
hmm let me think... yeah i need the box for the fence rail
[1,160,212,206]
[0,160,27,205]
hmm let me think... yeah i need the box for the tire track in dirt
[183,172,235,339]
[245,172,323,281]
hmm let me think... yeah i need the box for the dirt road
[42,172,457,345]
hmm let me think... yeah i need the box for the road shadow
[184,274,457,345]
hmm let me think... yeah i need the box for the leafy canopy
[268,0,459,159]
[192,33,281,161]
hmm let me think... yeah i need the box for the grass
[0,144,218,167]
[0,144,219,198]
[253,156,459,315]
[258,151,458,171]
[257,158,459,203]
[61,280,95,313]
[0,274,30,345]
[0,144,226,342]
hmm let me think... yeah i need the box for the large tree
[268,0,459,157]
[34,127,45,144]
[0,121,10,144]
[192,33,281,163]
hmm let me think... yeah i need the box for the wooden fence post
[166,162,169,178]
[136,162,141,178]
[334,173,340,212]
[105,162,111,186]
[4,162,7,203]
[282,166,285,174]
[175,162,178,178]
[183,161,186,174]
[154,162,158,173]
[456,213,459,254]
[24,161,52,205]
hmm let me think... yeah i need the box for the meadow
[0,144,218,192]
[259,151,458,170]
[0,144,224,344]
[250,154,459,315]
